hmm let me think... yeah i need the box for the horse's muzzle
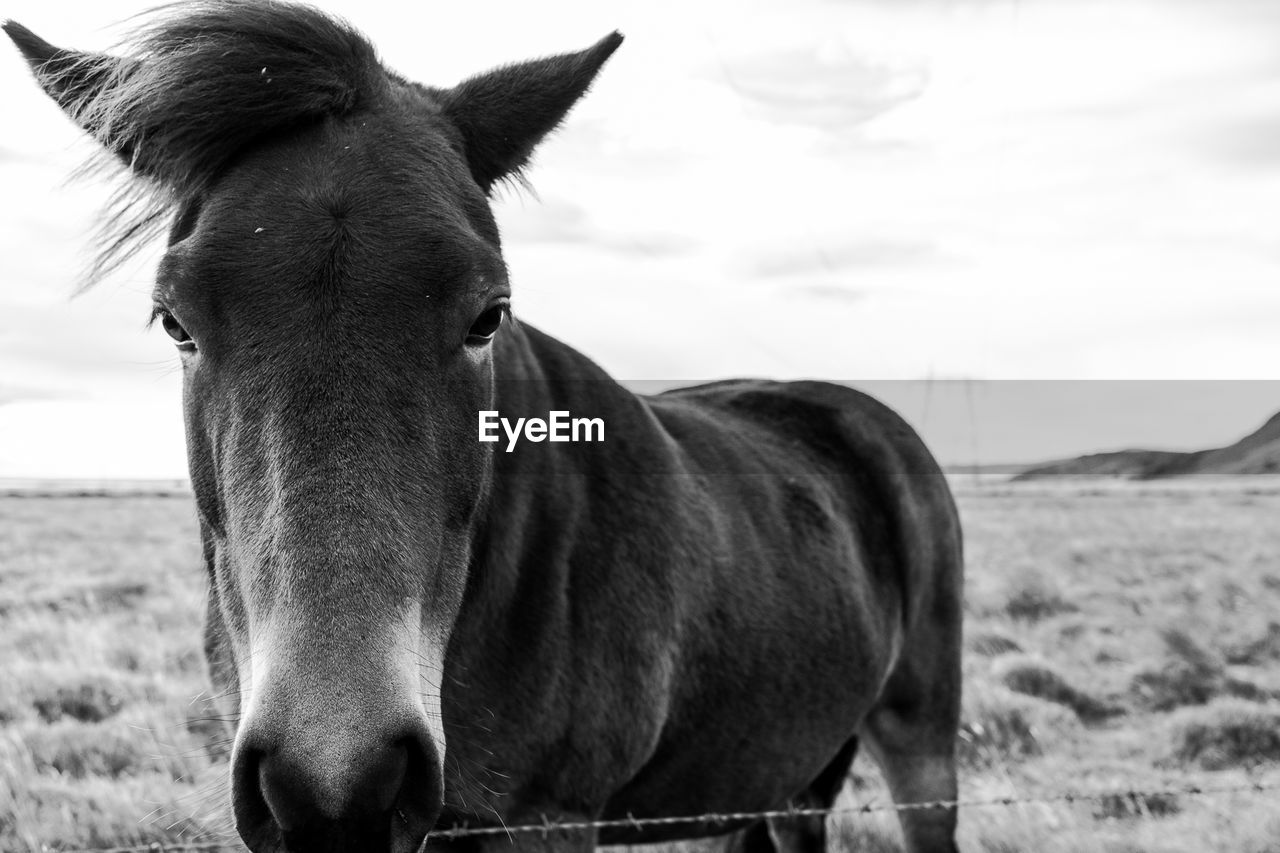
[232,718,442,853]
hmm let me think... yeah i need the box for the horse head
[5,4,620,850]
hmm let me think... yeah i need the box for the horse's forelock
[68,0,385,284]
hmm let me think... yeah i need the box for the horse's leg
[733,820,780,853]
[727,737,858,853]
[860,640,962,852]
[761,736,858,853]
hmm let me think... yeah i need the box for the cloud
[743,238,951,279]
[706,47,927,134]
[0,384,67,406]
[1193,114,1280,170]
[791,283,867,303]
[500,197,698,258]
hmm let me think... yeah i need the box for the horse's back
[654,377,962,651]
[650,379,961,583]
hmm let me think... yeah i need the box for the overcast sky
[2,0,1279,478]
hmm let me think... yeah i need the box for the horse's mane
[53,1,385,283]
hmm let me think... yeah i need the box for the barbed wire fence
[36,778,1280,853]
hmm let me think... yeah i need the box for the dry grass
[2,481,1280,851]
[1164,699,1280,771]
[0,496,234,851]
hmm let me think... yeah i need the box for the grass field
[2,480,1279,852]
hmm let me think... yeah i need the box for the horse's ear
[438,31,623,193]
[3,21,139,165]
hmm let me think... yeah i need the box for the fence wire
[38,778,1280,853]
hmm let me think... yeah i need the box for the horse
[5,4,964,852]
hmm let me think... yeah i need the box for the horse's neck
[467,320,659,594]
[491,320,641,433]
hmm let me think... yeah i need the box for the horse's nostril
[259,741,407,830]
[231,743,278,851]
[394,731,444,839]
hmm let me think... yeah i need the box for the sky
[1,0,1279,478]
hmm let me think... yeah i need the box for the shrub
[1223,674,1276,703]
[1130,628,1226,711]
[1001,572,1077,622]
[992,656,1119,722]
[1164,699,1280,770]
[1224,621,1280,665]
[968,631,1024,657]
[22,723,151,779]
[959,686,1079,768]
[1091,790,1180,820]
[31,679,126,723]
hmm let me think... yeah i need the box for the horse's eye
[466,302,506,345]
[159,310,193,346]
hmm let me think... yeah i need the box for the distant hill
[0,479,191,497]
[1015,410,1280,480]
